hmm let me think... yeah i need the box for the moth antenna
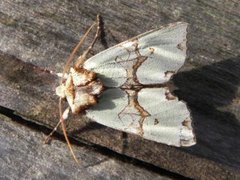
[47,15,101,163]
[58,98,79,164]
[61,17,98,83]
[74,14,101,68]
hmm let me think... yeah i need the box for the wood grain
[0,0,239,179]
[0,114,175,179]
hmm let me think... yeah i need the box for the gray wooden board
[0,0,240,179]
[0,114,172,180]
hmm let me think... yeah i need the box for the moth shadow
[92,75,126,110]
[172,56,240,167]
[97,73,122,89]
[69,121,106,136]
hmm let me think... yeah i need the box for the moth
[45,15,196,163]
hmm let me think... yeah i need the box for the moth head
[55,84,66,98]
[56,66,104,114]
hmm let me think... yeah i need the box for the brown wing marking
[117,89,150,136]
[115,39,154,88]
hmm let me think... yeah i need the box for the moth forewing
[135,22,188,85]
[84,22,188,86]
[138,88,194,146]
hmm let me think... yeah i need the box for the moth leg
[45,100,79,163]
[44,121,61,144]
[44,107,70,144]
[57,98,79,163]
[74,14,101,68]
[57,98,80,163]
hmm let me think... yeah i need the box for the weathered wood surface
[0,0,240,179]
[0,114,173,180]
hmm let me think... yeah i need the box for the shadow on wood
[173,56,240,168]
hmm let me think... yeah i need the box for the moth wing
[86,88,129,129]
[84,22,195,146]
[86,88,195,147]
[138,88,195,146]
[137,22,187,84]
[84,22,188,87]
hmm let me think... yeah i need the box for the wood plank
[0,0,239,179]
[0,113,175,179]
